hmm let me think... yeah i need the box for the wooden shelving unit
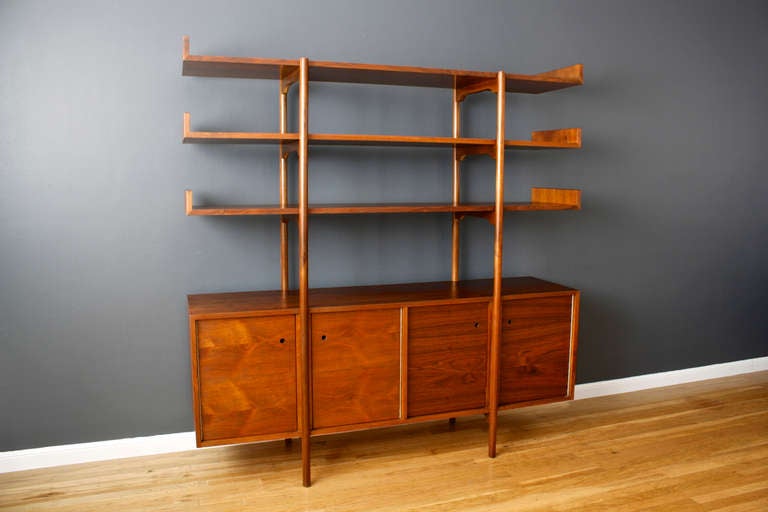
[182,36,583,486]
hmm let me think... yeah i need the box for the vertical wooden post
[279,84,290,292]
[297,57,311,487]
[451,83,462,282]
[568,291,581,399]
[488,70,505,458]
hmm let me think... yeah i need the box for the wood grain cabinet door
[407,302,489,417]
[196,315,297,443]
[311,309,401,429]
[500,295,573,405]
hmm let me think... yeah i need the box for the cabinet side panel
[312,309,400,429]
[500,296,572,405]
[189,317,203,446]
[408,303,489,417]
[197,315,298,442]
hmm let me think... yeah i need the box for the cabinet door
[500,295,573,405]
[407,302,488,417]
[195,315,297,443]
[311,309,400,429]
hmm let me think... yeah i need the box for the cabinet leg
[301,436,311,487]
[488,414,497,458]
[448,417,456,431]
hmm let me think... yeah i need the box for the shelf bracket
[455,145,496,160]
[280,142,298,157]
[462,211,496,225]
[280,67,300,94]
[455,78,498,103]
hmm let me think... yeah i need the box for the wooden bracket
[462,211,496,225]
[456,145,496,160]
[280,67,300,94]
[281,142,298,157]
[455,78,498,103]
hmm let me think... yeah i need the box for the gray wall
[1,0,766,451]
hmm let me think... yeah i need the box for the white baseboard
[0,431,197,474]
[573,356,768,400]
[1,356,766,474]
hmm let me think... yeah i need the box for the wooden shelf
[185,190,579,216]
[182,113,298,144]
[183,116,579,150]
[183,116,494,148]
[188,276,576,317]
[182,37,298,79]
[308,203,496,215]
[309,133,495,148]
[182,37,582,93]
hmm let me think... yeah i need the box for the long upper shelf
[184,189,580,216]
[182,37,582,93]
[183,114,581,150]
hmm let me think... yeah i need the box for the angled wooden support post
[488,70,506,459]
[297,57,311,487]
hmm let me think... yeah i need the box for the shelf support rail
[451,77,501,281]
[278,68,300,292]
[451,81,461,282]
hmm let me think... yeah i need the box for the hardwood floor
[1,371,766,511]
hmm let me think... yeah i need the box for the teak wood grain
[407,303,489,417]
[311,309,400,429]
[195,316,297,443]
[500,296,573,404]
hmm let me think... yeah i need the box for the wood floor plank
[1,371,766,511]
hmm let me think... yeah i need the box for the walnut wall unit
[182,36,583,487]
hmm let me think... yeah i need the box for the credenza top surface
[188,277,576,317]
